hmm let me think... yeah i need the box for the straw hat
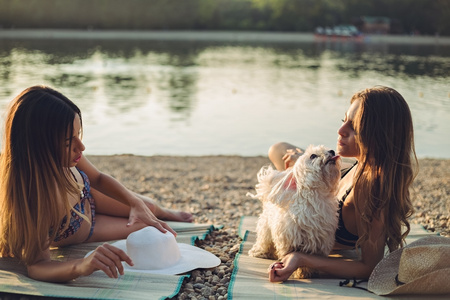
[368,236,450,295]
[89,226,221,275]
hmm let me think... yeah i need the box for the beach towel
[0,222,218,300]
[228,216,443,300]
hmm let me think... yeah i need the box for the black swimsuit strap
[340,161,358,179]
[335,162,359,246]
[341,187,353,202]
[69,169,78,182]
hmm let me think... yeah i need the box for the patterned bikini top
[53,169,95,242]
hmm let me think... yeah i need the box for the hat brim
[368,236,450,295]
[85,240,221,275]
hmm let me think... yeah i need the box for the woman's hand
[79,243,133,278]
[282,148,303,169]
[127,199,177,236]
[268,252,305,282]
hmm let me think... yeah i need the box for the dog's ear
[256,165,278,183]
[247,165,280,202]
[267,169,299,207]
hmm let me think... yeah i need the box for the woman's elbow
[27,264,73,283]
[359,260,379,279]
[27,264,44,281]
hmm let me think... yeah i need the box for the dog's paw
[248,247,275,259]
[292,267,318,279]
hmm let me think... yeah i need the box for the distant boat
[314,25,364,41]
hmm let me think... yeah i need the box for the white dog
[248,145,341,278]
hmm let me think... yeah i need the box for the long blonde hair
[0,85,82,264]
[351,86,418,252]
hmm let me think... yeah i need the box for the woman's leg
[86,214,146,242]
[135,193,194,223]
[91,188,193,222]
[268,142,303,171]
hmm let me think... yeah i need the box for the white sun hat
[88,226,221,275]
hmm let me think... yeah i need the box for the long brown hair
[351,86,418,252]
[0,85,82,264]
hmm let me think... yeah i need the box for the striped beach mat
[228,216,439,300]
[0,222,218,300]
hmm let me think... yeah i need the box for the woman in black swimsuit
[267,86,417,281]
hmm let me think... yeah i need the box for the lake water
[1,33,449,158]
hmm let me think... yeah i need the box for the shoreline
[1,29,449,45]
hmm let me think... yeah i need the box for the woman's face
[337,99,360,158]
[66,114,85,167]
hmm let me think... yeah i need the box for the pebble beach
[1,155,449,300]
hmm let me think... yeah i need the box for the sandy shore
[1,155,448,300]
[86,155,449,236]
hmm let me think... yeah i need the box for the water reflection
[333,52,449,78]
[47,73,93,87]
[0,38,449,157]
[159,68,198,118]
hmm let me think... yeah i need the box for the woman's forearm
[270,251,375,282]
[304,254,374,279]
[27,259,83,283]
[92,172,140,207]
[27,243,131,283]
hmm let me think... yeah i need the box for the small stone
[230,244,240,253]
[201,286,213,296]
[219,255,229,263]
[193,283,205,289]
[195,276,203,284]
[217,286,227,295]
[211,275,220,284]
[191,270,202,279]
[214,265,224,271]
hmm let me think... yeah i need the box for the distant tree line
[1,0,449,36]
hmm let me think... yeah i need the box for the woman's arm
[76,156,176,235]
[27,244,133,283]
[269,217,385,281]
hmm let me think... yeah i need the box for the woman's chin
[336,151,353,158]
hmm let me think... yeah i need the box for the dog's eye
[310,154,317,159]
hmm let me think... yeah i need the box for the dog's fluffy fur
[248,145,341,278]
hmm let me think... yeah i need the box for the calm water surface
[0,37,449,158]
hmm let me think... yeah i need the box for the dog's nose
[328,150,335,156]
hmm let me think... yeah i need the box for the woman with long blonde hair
[267,86,418,281]
[0,85,193,282]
